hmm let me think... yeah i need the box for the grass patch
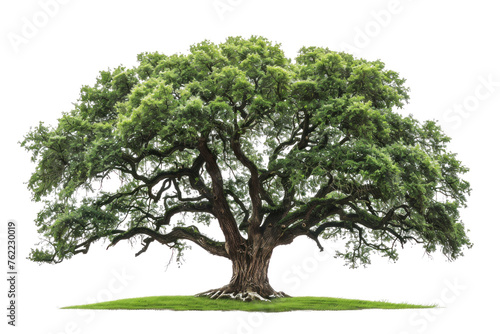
[62,296,435,312]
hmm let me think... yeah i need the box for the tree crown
[22,36,471,267]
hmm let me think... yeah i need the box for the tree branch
[157,201,214,227]
[225,189,250,228]
[231,131,263,238]
[107,226,229,258]
[198,137,244,255]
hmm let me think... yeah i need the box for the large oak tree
[22,36,471,301]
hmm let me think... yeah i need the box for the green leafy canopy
[22,36,471,267]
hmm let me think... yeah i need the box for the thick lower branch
[107,226,229,258]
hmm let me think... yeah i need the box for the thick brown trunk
[197,244,289,301]
[228,248,274,297]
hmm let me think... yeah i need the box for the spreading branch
[107,226,228,258]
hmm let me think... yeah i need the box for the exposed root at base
[196,288,290,302]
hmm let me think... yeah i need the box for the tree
[22,36,472,301]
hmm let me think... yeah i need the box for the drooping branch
[297,205,422,253]
[306,230,324,252]
[68,229,126,258]
[135,237,154,257]
[272,177,393,247]
[73,234,111,255]
[275,200,415,252]
[107,226,228,258]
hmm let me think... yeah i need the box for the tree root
[196,287,290,302]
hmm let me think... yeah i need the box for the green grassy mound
[62,296,434,312]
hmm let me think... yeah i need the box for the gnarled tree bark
[197,240,289,301]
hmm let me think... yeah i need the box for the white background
[1,0,499,333]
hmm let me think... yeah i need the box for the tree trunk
[196,244,289,301]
